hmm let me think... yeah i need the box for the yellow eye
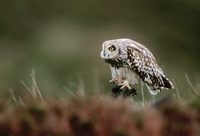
[108,45,116,51]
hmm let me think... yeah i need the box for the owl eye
[108,45,116,51]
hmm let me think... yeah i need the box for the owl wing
[124,39,156,61]
[126,45,173,95]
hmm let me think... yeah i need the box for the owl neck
[105,59,128,69]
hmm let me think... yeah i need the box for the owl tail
[145,75,174,95]
[161,75,174,89]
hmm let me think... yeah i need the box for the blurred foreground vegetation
[0,95,200,136]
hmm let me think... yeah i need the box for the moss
[28,106,47,124]
[158,102,196,136]
[113,129,129,136]
[18,118,33,136]
[0,122,11,136]
[134,114,144,130]
[69,114,94,136]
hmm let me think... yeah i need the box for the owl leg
[109,77,123,84]
[119,80,131,90]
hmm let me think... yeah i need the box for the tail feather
[161,76,174,89]
[145,75,174,95]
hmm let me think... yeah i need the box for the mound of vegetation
[0,95,199,136]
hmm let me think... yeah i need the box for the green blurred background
[0,0,200,97]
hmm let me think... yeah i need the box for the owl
[100,38,174,96]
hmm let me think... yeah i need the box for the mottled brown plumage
[100,38,174,95]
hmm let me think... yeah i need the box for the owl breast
[110,66,139,86]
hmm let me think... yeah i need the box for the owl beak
[100,50,107,59]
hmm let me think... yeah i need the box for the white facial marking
[100,41,119,59]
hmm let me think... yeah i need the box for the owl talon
[119,80,131,90]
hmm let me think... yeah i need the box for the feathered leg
[109,77,123,84]
[119,80,131,89]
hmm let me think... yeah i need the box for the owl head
[100,39,128,60]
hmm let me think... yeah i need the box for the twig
[9,89,18,104]
[77,78,85,97]
[63,87,76,97]
[185,73,199,96]
[20,80,35,98]
[31,70,44,103]
[140,80,145,107]
[17,95,26,107]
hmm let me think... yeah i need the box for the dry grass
[1,71,200,136]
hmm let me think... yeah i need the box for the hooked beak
[100,50,107,59]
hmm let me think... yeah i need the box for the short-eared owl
[100,38,174,95]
